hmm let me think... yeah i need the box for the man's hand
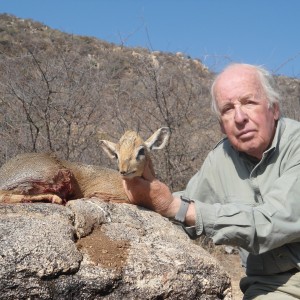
[123,160,196,226]
[122,160,175,216]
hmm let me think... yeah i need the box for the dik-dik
[0,127,170,204]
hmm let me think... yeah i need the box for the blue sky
[1,0,300,78]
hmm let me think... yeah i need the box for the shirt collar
[267,117,285,154]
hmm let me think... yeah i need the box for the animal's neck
[146,156,156,177]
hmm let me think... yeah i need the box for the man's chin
[233,141,261,157]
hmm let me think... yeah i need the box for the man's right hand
[122,160,175,216]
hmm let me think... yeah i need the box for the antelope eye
[113,153,119,160]
[137,147,145,160]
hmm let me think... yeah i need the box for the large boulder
[0,199,231,299]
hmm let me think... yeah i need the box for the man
[123,63,300,299]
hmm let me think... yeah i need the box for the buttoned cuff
[194,200,217,238]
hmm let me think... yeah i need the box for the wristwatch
[174,195,194,224]
[172,195,197,239]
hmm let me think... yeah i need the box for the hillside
[0,13,300,193]
[2,13,300,299]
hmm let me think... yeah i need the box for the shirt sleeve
[184,143,300,255]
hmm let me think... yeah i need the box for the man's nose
[234,106,248,123]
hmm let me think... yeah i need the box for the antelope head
[100,127,170,179]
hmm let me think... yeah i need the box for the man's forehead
[220,93,255,103]
[215,70,261,98]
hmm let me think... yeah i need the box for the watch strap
[174,195,194,224]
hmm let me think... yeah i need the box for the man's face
[214,66,280,160]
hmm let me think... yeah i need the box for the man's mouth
[237,129,256,139]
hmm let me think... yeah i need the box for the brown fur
[0,128,170,204]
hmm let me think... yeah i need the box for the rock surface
[0,198,231,299]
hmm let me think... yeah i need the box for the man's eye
[222,107,233,114]
[243,100,257,109]
[246,100,256,105]
[242,96,256,105]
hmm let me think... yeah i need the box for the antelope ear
[99,140,118,160]
[144,127,170,150]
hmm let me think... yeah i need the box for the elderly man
[123,63,300,299]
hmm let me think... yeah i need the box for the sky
[1,0,300,78]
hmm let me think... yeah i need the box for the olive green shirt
[181,118,300,275]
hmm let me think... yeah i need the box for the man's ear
[273,103,280,120]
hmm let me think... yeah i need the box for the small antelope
[0,127,170,204]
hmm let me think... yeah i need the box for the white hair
[211,63,281,118]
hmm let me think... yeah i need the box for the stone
[0,198,231,299]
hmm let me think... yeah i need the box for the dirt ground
[77,228,245,299]
[77,227,130,269]
[214,248,245,300]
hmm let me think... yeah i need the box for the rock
[0,198,231,299]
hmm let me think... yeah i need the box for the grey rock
[0,199,231,299]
